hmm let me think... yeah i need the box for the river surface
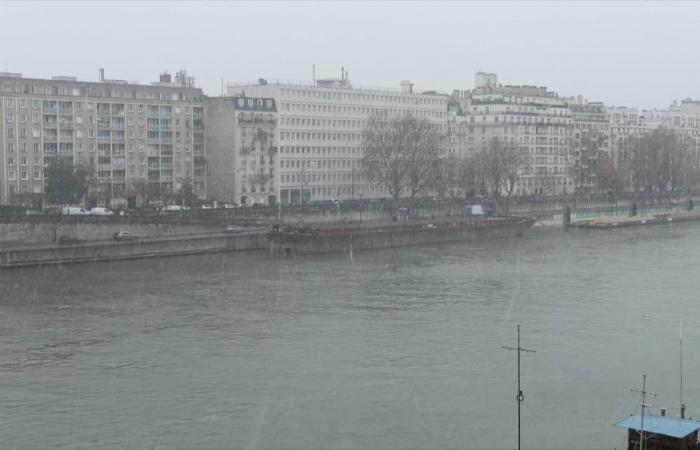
[2,224,700,449]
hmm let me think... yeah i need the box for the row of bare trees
[627,127,699,193]
[361,112,526,213]
[362,112,700,211]
[431,140,525,213]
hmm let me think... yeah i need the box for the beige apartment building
[0,70,206,208]
[452,72,575,196]
[206,96,278,206]
[227,72,449,204]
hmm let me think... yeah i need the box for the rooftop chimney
[681,404,686,419]
[160,71,172,83]
[400,80,413,94]
[99,67,104,82]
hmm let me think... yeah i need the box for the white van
[89,207,113,216]
[62,207,89,216]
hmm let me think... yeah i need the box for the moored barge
[268,216,535,255]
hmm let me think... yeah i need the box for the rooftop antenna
[502,324,536,450]
[312,64,316,86]
[631,374,656,450]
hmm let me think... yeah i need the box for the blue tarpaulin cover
[616,415,700,439]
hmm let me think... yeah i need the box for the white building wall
[228,81,448,204]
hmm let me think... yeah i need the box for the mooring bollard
[563,206,571,227]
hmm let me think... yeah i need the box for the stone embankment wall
[0,232,267,268]
[0,221,217,246]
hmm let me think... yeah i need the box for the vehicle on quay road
[61,207,90,216]
[90,207,114,216]
[163,205,191,212]
[112,231,138,241]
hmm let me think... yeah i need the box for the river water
[2,224,700,449]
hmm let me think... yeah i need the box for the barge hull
[269,218,534,255]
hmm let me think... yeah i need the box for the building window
[21,171,28,180]
[33,171,41,180]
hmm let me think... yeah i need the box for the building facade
[0,70,206,207]
[206,96,278,206]
[568,100,610,193]
[452,72,575,196]
[227,74,448,204]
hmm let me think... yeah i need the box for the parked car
[224,225,245,233]
[163,205,190,212]
[112,231,138,241]
[201,204,213,209]
[90,207,114,216]
[61,206,90,216]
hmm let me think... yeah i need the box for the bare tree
[597,158,625,194]
[574,131,607,194]
[630,128,694,196]
[434,155,466,213]
[461,155,482,199]
[478,138,505,212]
[361,111,409,202]
[500,144,526,215]
[361,112,442,207]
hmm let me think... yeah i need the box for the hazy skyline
[1,1,698,109]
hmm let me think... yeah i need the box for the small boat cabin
[615,415,700,450]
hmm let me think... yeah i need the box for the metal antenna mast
[631,374,656,450]
[502,324,536,450]
[680,320,684,416]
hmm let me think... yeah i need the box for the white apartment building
[0,70,206,207]
[452,72,575,195]
[227,73,448,204]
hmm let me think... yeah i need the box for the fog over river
[2,225,700,449]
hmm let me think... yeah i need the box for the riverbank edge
[0,232,267,268]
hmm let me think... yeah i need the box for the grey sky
[1,1,697,109]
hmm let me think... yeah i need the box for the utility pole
[680,320,684,417]
[502,324,535,450]
[631,374,655,450]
